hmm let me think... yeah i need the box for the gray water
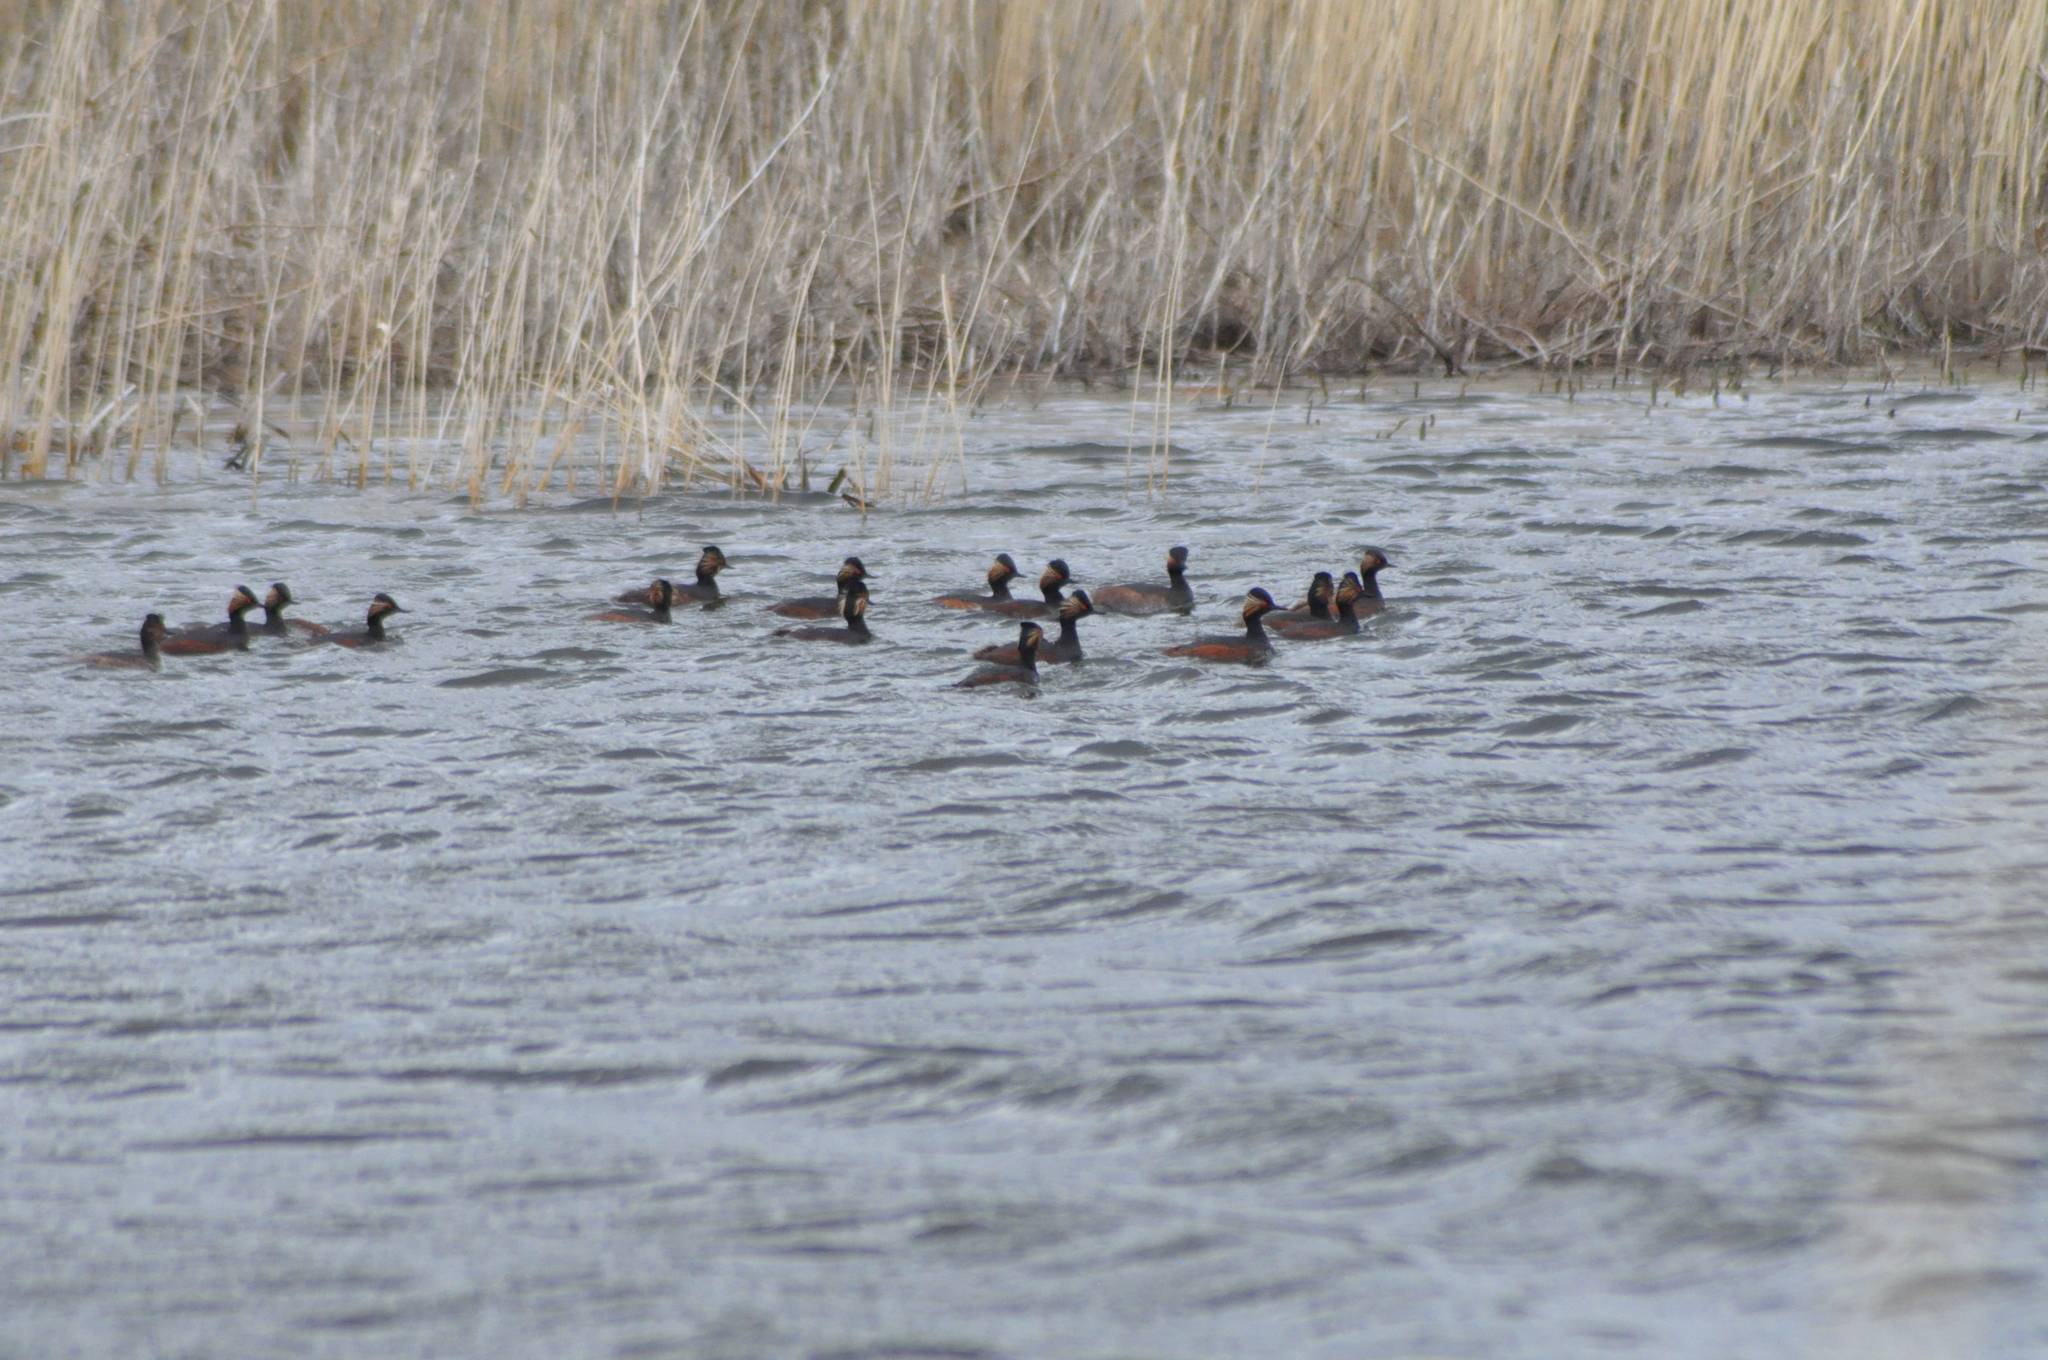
[5,377,2048,1359]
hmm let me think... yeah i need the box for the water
[5,377,2048,1359]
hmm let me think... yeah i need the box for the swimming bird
[775,580,872,643]
[83,614,167,669]
[768,557,872,619]
[981,559,1073,618]
[325,593,406,648]
[592,579,675,623]
[255,583,330,637]
[1163,589,1276,663]
[1091,546,1193,615]
[618,546,726,606]
[161,585,257,654]
[934,554,1022,609]
[1265,572,1334,628]
[957,621,1042,689]
[1273,572,1363,639]
[1354,548,1393,613]
[975,589,1091,664]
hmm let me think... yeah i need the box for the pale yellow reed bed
[3,0,2044,492]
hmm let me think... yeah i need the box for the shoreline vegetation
[4,0,2046,499]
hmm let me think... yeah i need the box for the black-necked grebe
[1274,572,1362,639]
[84,614,167,669]
[325,593,407,647]
[934,554,1021,609]
[775,580,871,643]
[1266,572,1333,627]
[1091,546,1193,615]
[619,546,726,606]
[593,579,675,623]
[256,583,330,637]
[161,585,257,654]
[1355,548,1392,614]
[956,621,1042,688]
[769,557,871,619]
[1164,588,1276,663]
[975,589,1090,664]
[982,559,1072,618]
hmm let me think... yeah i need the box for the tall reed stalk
[3,0,2044,491]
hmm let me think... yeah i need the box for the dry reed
[3,0,2045,494]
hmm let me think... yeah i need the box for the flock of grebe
[81,545,1393,690]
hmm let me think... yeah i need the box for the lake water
[4,376,2048,1358]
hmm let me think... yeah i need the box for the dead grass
[3,0,2045,493]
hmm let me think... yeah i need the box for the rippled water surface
[6,377,2048,1359]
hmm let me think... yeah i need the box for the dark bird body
[1274,572,1363,639]
[1091,546,1193,615]
[84,614,167,670]
[326,593,407,647]
[975,590,1090,664]
[161,586,257,654]
[957,622,1042,688]
[935,554,1022,610]
[1352,548,1392,614]
[1164,589,1277,663]
[618,547,726,606]
[256,583,329,637]
[776,582,872,643]
[769,557,872,619]
[1266,572,1334,628]
[981,559,1073,618]
[593,580,675,623]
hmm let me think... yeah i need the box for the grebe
[975,590,1091,664]
[956,622,1042,689]
[775,581,872,643]
[161,585,257,654]
[769,557,872,619]
[255,583,329,636]
[934,554,1022,609]
[618,546,726,606]
[1163,589,1276,663]
[325,593,407,647]
[84,614,167,669]
[1273,572,1362,638]
[1091,546,1193,615]
[593,579,675,623]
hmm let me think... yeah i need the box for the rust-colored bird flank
[160,585,257,654]
[1163,588,1277,663]
[84,614,167,670]
[934,553,1021,609]
[1091,545,1193,615]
